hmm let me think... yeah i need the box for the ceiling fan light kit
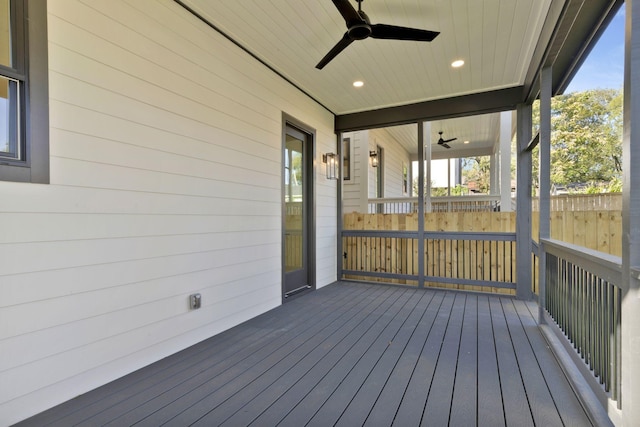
[317,0,440,69]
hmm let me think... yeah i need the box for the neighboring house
[2,1,639,426]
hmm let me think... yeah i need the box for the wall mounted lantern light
[370,150,379,167]
[322,152,338,180]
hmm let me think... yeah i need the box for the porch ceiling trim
[334,86,525,132]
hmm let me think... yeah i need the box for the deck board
[17,282,594,427]
[476,295,507,427]
[449,294,478,427]
[333,290,435,426]
[390,292,456,426]
[502,298,564,427]
[515,300,593,426]
[362,291,445,427]
[491,296,536,426]
[421,292,466,426]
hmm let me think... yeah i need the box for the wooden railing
[364,193,623,214]
[543,238,622,409]
[343,212,517,293]
[342,230,516,293]
[367,195,501,214]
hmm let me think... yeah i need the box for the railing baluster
[541,238,622,409]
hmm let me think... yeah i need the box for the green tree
[462,156,492,194]
[532,88,623,189]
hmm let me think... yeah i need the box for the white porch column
[516,103,533,301]
[500,111,513,211]
[621,1,640,424]
[418,122,430,288]
[538,66,552,317]
[424,123,432,213]
[490,153,498,195]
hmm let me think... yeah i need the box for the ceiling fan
[316,0,440,69]
[437,131,456,149]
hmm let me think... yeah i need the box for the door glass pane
[0,0,11,68]
[0,76,18,158]
[285,134,304,272]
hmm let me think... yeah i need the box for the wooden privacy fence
[532,210,622,257]
[532,193,622,211]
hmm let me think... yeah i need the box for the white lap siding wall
[342,129,413,214]
[0,0,337,424]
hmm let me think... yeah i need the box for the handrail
[343,229,515,241]
[541,237,622,409]
[541,238,622,285]
[341,228,517,291]
[367,195,501,213]
[367,195,501,204]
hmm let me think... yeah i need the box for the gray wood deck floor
[18,282,592,427]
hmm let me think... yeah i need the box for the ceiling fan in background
[437,131,456,149]
[316,0,440,69]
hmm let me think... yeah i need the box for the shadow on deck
[18,282,592,426]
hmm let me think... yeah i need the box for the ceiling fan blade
[443,137,457,143]
[442,143,451,149]
[332,0,364,26]
[316,33,354,69]
[370,24,439,41]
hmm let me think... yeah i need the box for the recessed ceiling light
[464,140,470,144]
[353,80,364,88]
[451,59,465,68]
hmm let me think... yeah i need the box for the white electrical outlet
[189,293,201,310]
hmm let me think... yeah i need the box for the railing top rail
[343,229,516,241]
[368,195,501,203]
[532,192,622,200]
[541,237,623,286]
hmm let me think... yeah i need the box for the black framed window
[0,0,49,183]
[342,137,351,181]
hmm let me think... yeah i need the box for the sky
[565,5,625,93]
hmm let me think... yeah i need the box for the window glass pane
[0,76,18,158]
[0,0,11,68]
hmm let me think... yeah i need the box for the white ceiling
[181,0,552,115]
[383,113,505,159]
[178,0,616,157]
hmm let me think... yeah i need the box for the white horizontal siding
[342,131,367,213]
[369,128,412,199]
[0,0,336,423]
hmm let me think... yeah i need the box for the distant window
[342,137,351,181]
[0,0,49,183]
[402,162,408,195]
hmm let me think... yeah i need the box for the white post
[621,1,640,424]
[447,159,451,196]
[500,111,513,211]
[490,153,498,195]
[358,131,370,213]
[424,123,432,213]
[418,122,428,287]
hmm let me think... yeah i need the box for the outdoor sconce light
[322,152,338,180]
[370,151,379,167]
